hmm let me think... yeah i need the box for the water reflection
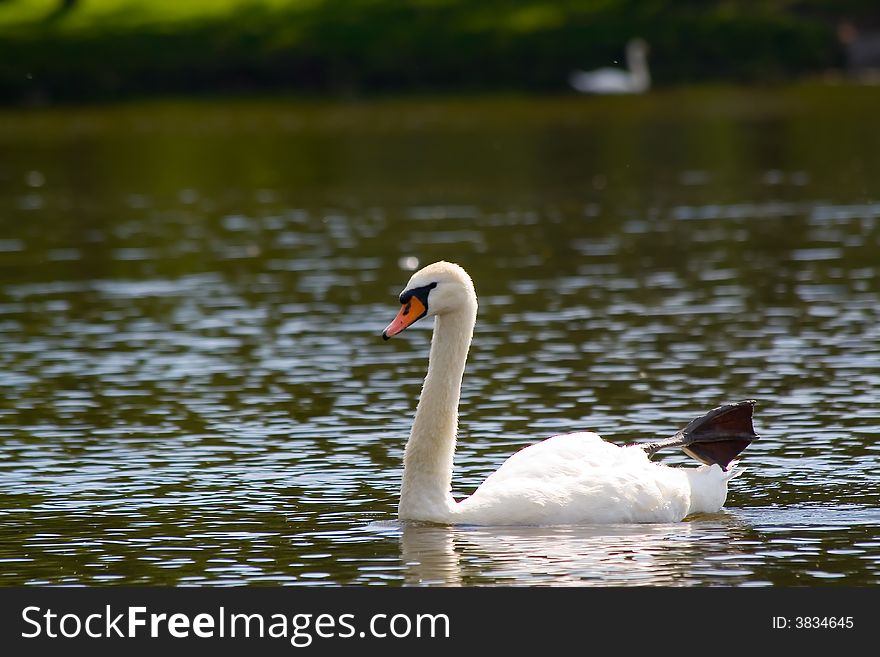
[394,503,880,587]
[398,518,754,586]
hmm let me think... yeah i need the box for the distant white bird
[569,39,651,94]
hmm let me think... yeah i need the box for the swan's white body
[385,261,736,526]
[569,39,651,95]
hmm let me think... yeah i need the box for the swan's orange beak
[382,297,427,340]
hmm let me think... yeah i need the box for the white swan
[569,39,651,94]
[382,261,758,526]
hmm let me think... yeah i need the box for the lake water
[1,86,879,586]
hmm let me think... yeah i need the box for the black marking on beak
[399,282,437,306]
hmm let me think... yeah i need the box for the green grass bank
[0,1,877,104]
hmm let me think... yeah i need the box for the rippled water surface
[1,87,879,586]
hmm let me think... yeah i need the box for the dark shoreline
[1,1,863,106]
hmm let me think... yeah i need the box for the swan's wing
[569,68,633,93]
[477,432,631,483]
[455,433,692,524]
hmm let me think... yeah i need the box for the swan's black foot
[637,400,759,470]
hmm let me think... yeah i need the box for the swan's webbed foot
[634,400,759,470]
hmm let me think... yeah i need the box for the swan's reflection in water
[398,515,755,586]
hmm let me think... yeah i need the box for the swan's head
[627,38,649,59]
[382,261,476,340]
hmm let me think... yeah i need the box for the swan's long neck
[399,304,476,521]
[628,46,650,90]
